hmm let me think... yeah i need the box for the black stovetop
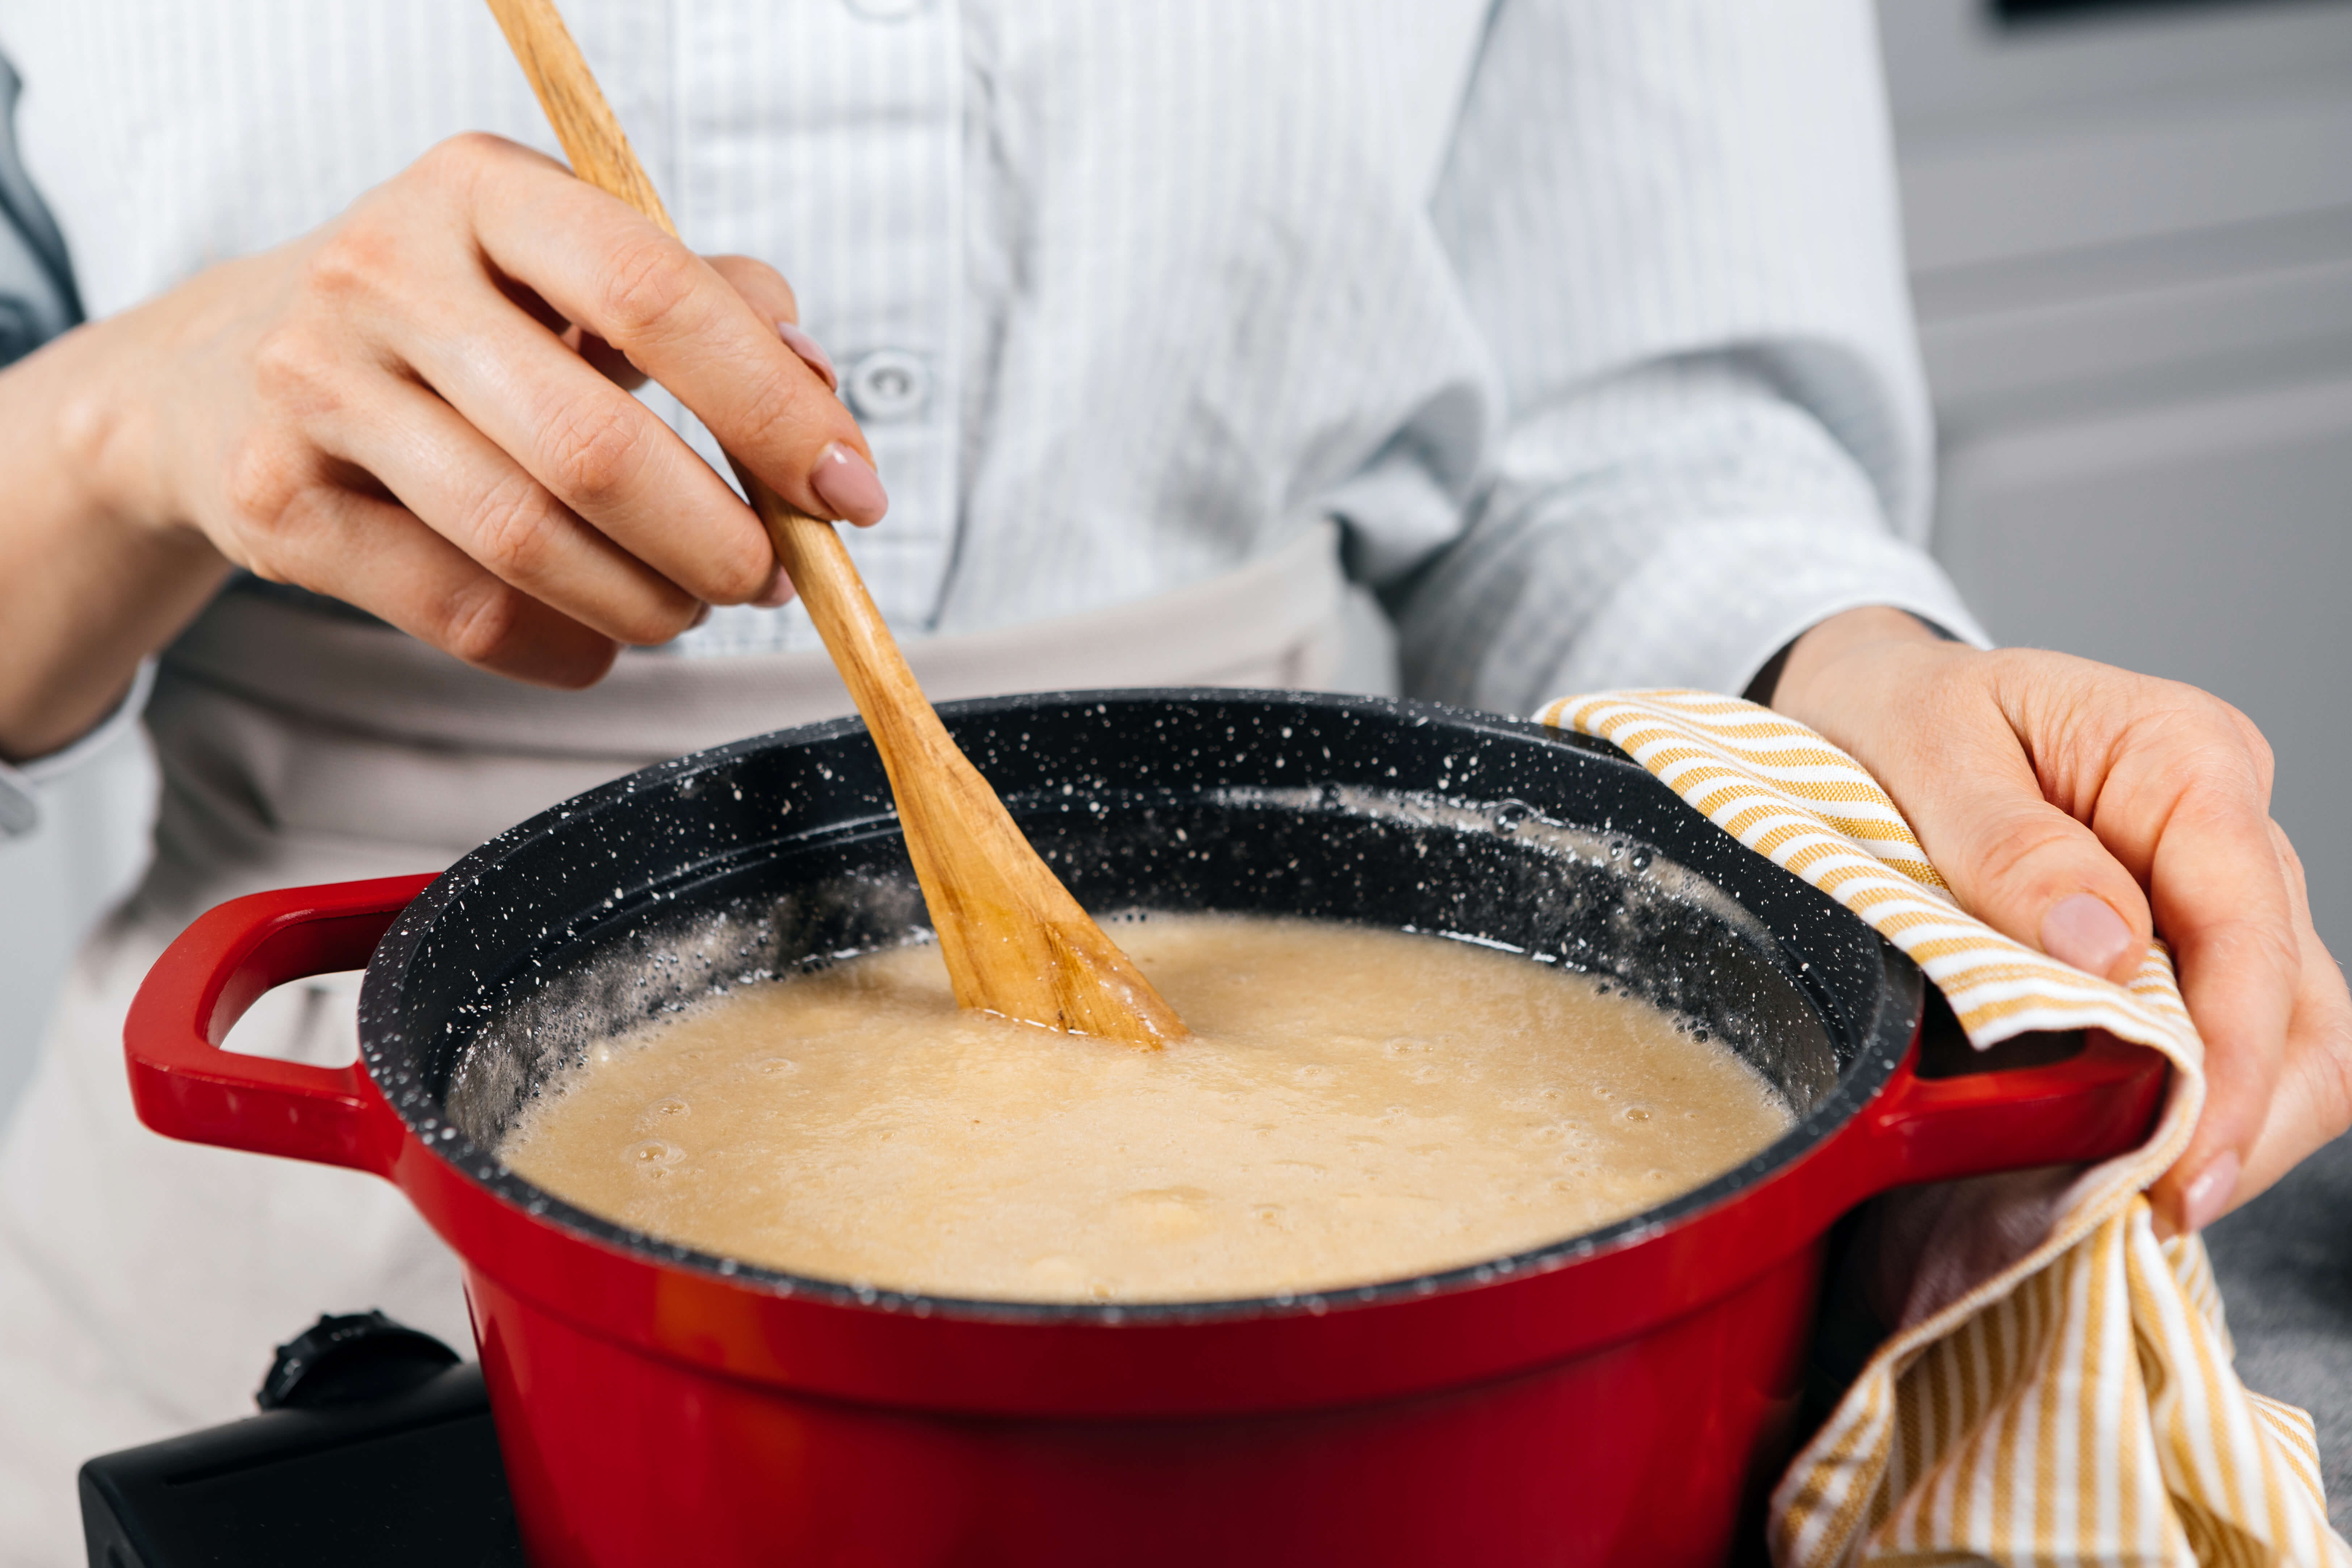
[80,1357,522,1568]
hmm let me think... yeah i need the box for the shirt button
[845,349,930,423]
[844,0,926,20]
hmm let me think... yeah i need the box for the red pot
[122,693,2164,1567]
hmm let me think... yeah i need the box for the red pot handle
[123,873,437,1178]
[1857,1028,2169,1190]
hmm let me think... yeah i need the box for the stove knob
[256,1309,461,1410]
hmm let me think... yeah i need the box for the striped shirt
[0,0,1984,829]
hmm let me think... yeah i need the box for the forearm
[0,312,230,761]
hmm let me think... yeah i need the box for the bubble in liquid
[1622,1105,1652,1123]
[755,1057,799,1075]
[624,1139,685,1177]
[1119,1188,1212,1239]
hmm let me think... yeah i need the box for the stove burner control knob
[256,1309,461,1411]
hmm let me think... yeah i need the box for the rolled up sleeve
[0,660,152,838]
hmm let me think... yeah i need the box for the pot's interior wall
[437,782,1841,1155]
[441,864,928,1151]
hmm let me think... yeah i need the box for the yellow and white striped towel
[1537,689,2350,1567]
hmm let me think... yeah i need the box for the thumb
[1916,768,2154,984]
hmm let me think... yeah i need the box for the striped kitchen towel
[1538,689,2349,1567]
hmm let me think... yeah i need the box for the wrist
[1765,606,1954,720]
[0,314,231,759]
[46,310,187,541]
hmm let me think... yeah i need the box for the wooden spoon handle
[482,0,1187,1045]
[484,0,674,233]
[480,0,866,732]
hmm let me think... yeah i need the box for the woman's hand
[1,131,877,757]
[1771,607,2352,1234]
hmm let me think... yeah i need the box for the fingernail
[2041,893,2134,976]
[810,443,888,526]
[751,563,795,609]
[2179,1149,2241,1234]
[776,320,838,392]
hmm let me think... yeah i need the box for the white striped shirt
[0,0,1984,826]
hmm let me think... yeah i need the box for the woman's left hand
[1768,606,2352,1235]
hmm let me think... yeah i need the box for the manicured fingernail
[2042,894,2133,976]
[2180,1149,2240,1234]
[751,563,795,609]
[776,320,837,391]
[811,443,888,526]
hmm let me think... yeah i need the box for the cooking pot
[124,691,2163,1567]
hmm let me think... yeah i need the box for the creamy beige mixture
[501,914,1792,1303]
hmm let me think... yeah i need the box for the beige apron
[0,524,1376,1565]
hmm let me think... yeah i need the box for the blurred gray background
[0,0,2347,1505]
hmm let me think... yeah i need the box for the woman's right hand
[14,131,879,743]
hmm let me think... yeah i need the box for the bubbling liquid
[499,914,1793,1303]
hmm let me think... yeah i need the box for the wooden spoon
[484,0,1187,1045]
